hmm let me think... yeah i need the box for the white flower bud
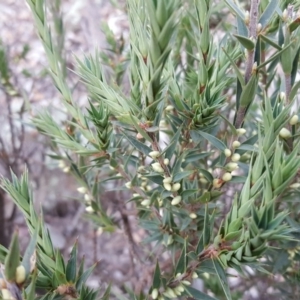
[136,132,143,139]
[159,120,167,128]
[133,193,140,197]
[182,280,191,286]
[252,61,257,72]
[85,206,94,213]
[141,181,147,188]
[97,227,103,236]
[290,183,300,189]
[58,160,66,169]
[236,128,246,136]
[15,265,26,284]
[282,9,288,21]
[171,183,181,192]
[149,151,160,159]
[138,166,144,172]
[189,212,197,219]
[280,92,286,101]
[1,289,14,300]
[62,166,70,173]
[279,128,292,139]
[257,23,262,33]
[224,148,232,157]
[163,158,170,165]
[165,105,174,112]
[163,177,172,184]
[226,162,239,171]
[173,286,183,296]
[151,288,159,299]
[244,10,250,25]
[141,199,151,206]
[176,284,185,293]
[125,182,132,189]
[231,153,241,162]
[84,194,91,202]
[77,187,87,194]
[192,272,198,279]
[290,115,299,125]
[164,179,172,189]
[213,178,223,188]
[151,162,164,173]
[222,172,232,182]
[232,141,241,148]
[199,177,208,184]
[167,235,173,245]
[163,288,177,298]
[171,196,182,205]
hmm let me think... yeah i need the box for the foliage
[1,0,300,299]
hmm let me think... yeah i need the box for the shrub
[1,0,300,299]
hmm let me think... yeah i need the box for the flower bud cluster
[163,176,181,193]
[78,187,95,212]
[162,281,188,298]
[58,160,70,173]
[152,162,164,173]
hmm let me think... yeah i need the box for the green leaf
[239,74,258,107]
[22,224,38,276]
[259,0,279,28]
[181,189,198,198]
[184,286,218,300]
[289,17,300,33]
[230,176,247,183]
[212,259,232,300]
[222,47,245,86]
[122,131,151,156]
[5,231,20,281]
[130,115,152,142]
[234,34,255,50]
[257,42,293,70]
[260,34,281,50]
[66,241,78,283]
[237,14,248,37]
[184,152,211,164]
[290,80,300,100]
[173,170,194,182]
[163,127,182,160]
[175,240,187,274]
[203,205,210,247]
[76,262,98,290]
[26,269,38,300]
[152,261,161,289]
[223,0,245,20]
[198,131,226,151]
